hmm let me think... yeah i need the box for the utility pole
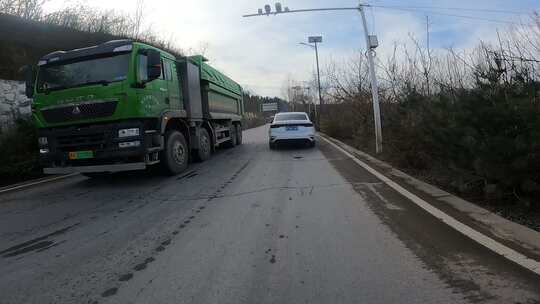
[359,4,382,154]
[426,15,431,96]
[313,38,322,125]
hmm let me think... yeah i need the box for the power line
[369,4,528,15]
[504,56,540,63]
[371,5,531,26]
[488,51,540,63]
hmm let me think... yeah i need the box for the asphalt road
[0,125,538,304]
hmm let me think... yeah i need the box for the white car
[269,112,316,149]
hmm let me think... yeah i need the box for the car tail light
[271,123,312,128]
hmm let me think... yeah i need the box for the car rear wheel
[269,142,276,150]
[161,130,189,175]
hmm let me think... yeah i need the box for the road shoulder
[319,133,540,273]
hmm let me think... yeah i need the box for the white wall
[0,79,31,131]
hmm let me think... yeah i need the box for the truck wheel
[161,130,189,175]
[236,124,243,145]
[224,125,237,148]
[194,128,212,162]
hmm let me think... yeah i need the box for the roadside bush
[441,83,540,204]
[242,113,266,130]
[320,102,358,140]
[0,119,41,186]
[324,76,540,209]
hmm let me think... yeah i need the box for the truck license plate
[69,151,94,160]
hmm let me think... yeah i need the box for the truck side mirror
[146,49,162,81]
[23,65,35,98]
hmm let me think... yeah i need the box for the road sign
[262,103,278,112]
[308,36,322,43]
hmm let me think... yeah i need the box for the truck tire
[224,125,237,148]
[236,124,243,145]
[161,130,189,175]
[194,128,212,162]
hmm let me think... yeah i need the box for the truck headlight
[118,128,140,138]
[38,137,48,146]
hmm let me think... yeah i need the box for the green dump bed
[188,55,243,119]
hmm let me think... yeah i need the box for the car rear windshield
[274,113,308,121]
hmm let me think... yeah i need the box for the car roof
[273,112,310,122]
[275,112,308,116]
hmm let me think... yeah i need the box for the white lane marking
[0,173,78,195]
[365,183,404,211]
[320,135,540,275]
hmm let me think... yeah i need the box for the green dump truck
[25,40,244,175]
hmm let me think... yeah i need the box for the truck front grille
[41,101,118,124]
[56,132,106,152]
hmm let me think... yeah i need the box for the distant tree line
[0,0,184,56]
[0,0,45,19]
[243,92,287,114]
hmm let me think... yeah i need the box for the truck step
[214,127,230,133]
[216,136,231,144]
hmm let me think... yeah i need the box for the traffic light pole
[243,2,383,153]
[359,5,382,154]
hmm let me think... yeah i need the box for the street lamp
[243,2,383,154]
[300,36,323,128]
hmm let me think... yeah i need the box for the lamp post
[243,2,383,153]
[300,36,323,128]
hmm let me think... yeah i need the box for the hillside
[0,13,120,80]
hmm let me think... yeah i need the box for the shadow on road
[77,169,171,188]
[271,142,315,151]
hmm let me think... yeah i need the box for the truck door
[163,58,181,110]
[136,51,166,115]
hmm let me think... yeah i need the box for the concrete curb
[319,133,540,275]
[0,173,78,195]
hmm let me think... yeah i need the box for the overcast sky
[44,0,539,98]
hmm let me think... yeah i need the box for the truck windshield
[37,53,130,92]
